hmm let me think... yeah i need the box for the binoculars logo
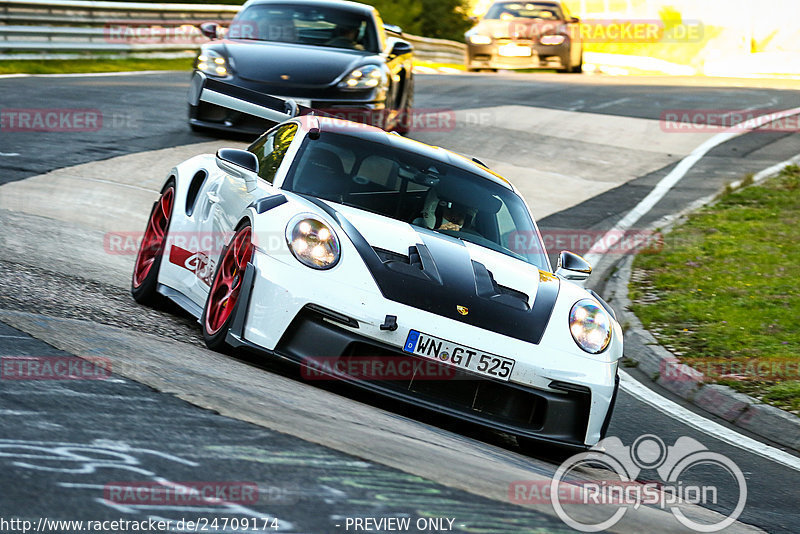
[551,434,747,532]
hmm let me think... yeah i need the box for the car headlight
[540,34,566,45]
[339,65,386,90]
[286,216,340,269]
[468,34,492,45]
[196,50,228,77]
[569,299,612,354]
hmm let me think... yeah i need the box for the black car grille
[275,307,592,444]
[346,341,547,429]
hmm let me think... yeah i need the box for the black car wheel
[394,74,414,135]
[571,51,584,73]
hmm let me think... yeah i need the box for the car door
[187,122,300,305]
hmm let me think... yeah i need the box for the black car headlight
[286,215,340,269]
[196,50,228,77]
[339,65,386,90]
[569,299,612,354]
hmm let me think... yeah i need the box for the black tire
[571,51,584,73]
[394,74,414,135]
[131,179,176,307]
[188,104,212,134]
[201,220,253,352]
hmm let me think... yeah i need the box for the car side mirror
[216,149,259,191]
[555,250,592,281]
[569,16,580,23]
[390,40,413,57]
[199,22,220,39]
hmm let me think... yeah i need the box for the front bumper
[230,250,620,448]
[188,71,387,134]
[467,41,569,70]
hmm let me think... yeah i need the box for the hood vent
[373,247,409,264]
[472,261,529,311]
[373,245,442,285]
[372,247,529,310]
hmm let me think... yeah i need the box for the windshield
[485,2,563,20]
[232,3,379,53]
[282,132,549,270]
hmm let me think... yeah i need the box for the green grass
[630,165,800,415]
[0,58,194,75]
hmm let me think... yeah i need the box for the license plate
[498,44,532,57]
[403,330,515,381]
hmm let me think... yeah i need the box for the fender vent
[185,171,207,216]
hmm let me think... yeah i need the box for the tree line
[110,0,474,42]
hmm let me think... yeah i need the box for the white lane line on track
[0,70,174,79]
[68,176,159,193]
[587,104,800,469]
[619,371,800,472]
[583,105,800,266]
[590,97,632,111]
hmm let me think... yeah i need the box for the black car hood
[222,40,376,87]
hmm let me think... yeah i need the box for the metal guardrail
[403,33,466,65]
[0,0,466,63]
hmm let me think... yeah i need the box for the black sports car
[188,0,415,134]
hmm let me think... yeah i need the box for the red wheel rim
[133,187,174,288]
[205,226,253,335]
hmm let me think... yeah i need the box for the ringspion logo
[533,434,747,532]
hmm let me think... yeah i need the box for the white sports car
[132,102,622,451]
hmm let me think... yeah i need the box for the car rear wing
[188,72,325,123]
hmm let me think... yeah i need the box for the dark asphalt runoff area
[0,321,569,533]
[2,71,800,533]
